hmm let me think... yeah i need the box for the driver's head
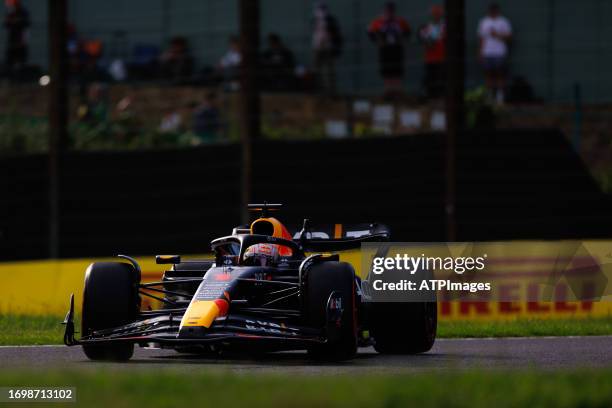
[244,243,280,267]
[249,217,293,257]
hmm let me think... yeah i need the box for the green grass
[1,314,611,346]
[0,314,65,345]
[0,369,610,408]
[438,317,612,338]
[1,315,611,407]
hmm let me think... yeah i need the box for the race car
[63,203,437,361]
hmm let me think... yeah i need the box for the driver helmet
[244,243,280,266]
[244,217,293,265]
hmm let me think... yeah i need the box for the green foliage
[0,115,211,154]
[0,114,48,153]
[0,114,336,153]
[465,86,497,130]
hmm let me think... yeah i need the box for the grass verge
[438,316,612,338]
[0,369,611,408]
[0,314,64,345]
[1,314,611,345]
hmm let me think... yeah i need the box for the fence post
[48,0,69,259]
[239,0,261,223]
[444,0,465,242]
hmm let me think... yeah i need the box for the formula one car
[63,203,437,361]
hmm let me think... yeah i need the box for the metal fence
[1,0,611,102]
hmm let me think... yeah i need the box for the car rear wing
[293,222,390,251]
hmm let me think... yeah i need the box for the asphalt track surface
[1,336,611,373]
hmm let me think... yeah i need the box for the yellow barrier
[0,256,168,316]
[341,244,612,320]
[1,243,611,320]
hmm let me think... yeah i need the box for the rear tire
[305,261,357,361]
[81,262,140,361]
[369,301,437,354]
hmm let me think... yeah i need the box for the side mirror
[156,255,181,264]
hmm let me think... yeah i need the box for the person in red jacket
[368,2,411,97]
[418,5,446,99]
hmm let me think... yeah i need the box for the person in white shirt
[478,3,512,104]
[218,36,241,71]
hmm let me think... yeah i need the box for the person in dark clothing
[160,36,194,83]
[261,33,296,92]
[368,2,410,97]
[312,2,342,94]
[3,0,30,72]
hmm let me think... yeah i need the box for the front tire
[81,262,140,361]
[304,261,358,361]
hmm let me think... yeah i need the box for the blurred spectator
[80,39,104,85]
[106,31,128,82]
[67,24,105,85]
[160,36,194,83]
[478,2,512,105]
[115,93,141,142]
[261,33,296,91]
[76,83,108,125]
[108,58,127,82]
[418,5,446,99]
[217,36,241,90]
[3,0,30,73]
[368,2,410,98]
[192,92,221,142]
[311,2,342,94]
